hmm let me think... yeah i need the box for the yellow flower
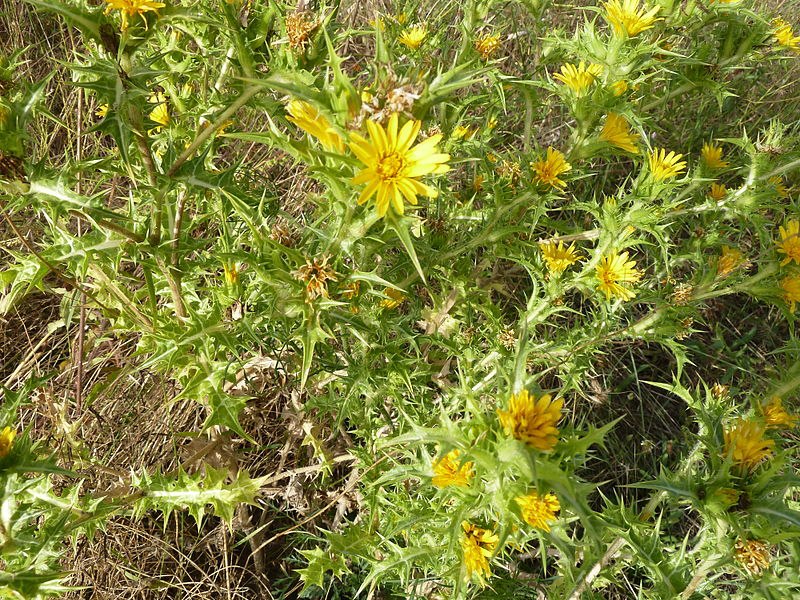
[432,449,474,488]
[773,18,800,52]
[103,0,165,30]
[780,274,800,313]
[708,182,727,201]
[610,79,629,96]
[148,102,169,128]
[398,25,427,50]
[286,100,344,153]
[600,113,638,153]
[734,539,771,575]
[531,147,571,189]
[452,125,475,140]
[286,10,319,51]
[553,62,603,96]
[701,142,729,169]
[716,245,743,278]
[724,418,774,470]
[475,34,501,59]
[223,262,239,286]
[648,148,686,182]
[539,240,581,274]
[761,396,798,429]
[380,287,406,309]
[95,104,110,119]
[350,113,450,218]
[777,220,800,266]
[769,176,790,198]
[0,426,15,459]
[596,251,642,301]
[498,389,563,451]
[515,491,560,532]
[395,12,408,25]
[461,522,498,581]
[602,0,660,37]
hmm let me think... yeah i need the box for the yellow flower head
[475,34,502,59]
[734,539,771,575]
[648,148,686,182]
[350,113,450,218]
[610,79,629,96]
[461,522,498,581]
[769,176,790,199]
[724,418,774,470]
[777,219,800,266]
[761,396,798,429]
[95,104,110,119]
[515,491,560,532]
[0,426,16,459]
[223,262,239,286]
[553,62,603,96]
[701,142,729,169]
[498,390,563,451]
[716,245,743,278]
[773,18,800,52]
[432,449,474,488]
[531,147,571,189]
[104,0,165,30]
[398,25,427,50]
[380,287,406,309]
[596,251,643,300]
[708,182,727,201]
[780,274,800,313]
[286,100,345,153]
[286,10,319,51]
[539,240,581,274]
[148,101,169,128]
[600,113,639,153]
[602,0,661,37]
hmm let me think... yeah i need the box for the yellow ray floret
[539,239,581,274]
[498,390,563,451]
[398,25,427,49]
[461,522,498,581]
[349,113,450,218]
[723,418,774,470]
[516,491,560,532]
[553,61,603,95]
[777,219,800,266]
[431,449,474,488]
[531,147,571,189]
[596,251,643,300]
[701,142,729,169]
[286,100,345,153]
[104,0,165,30]
[0,426,16,459]
[780,274,800,313]
[774,18,800,51]
[648,148,686,181]
[602,0,661,37]
[600,113,639,153]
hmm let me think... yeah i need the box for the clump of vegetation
[1,0,800,598]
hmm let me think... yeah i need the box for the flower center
[376,152,406,180]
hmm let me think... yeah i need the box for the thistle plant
[1,0,800,598]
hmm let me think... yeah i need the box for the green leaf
[297,547,349,592]
[131,466,266,529]
[385,212,426,283]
